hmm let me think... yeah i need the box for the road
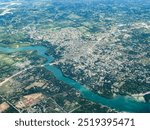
[0,65,43,87]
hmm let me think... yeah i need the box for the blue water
[0,45,150,112]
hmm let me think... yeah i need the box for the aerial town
[0,0,150,113]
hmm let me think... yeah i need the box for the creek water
[0,45,149,112]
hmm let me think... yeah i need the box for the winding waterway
[0,45,150,112]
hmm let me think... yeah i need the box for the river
[0,45,149,112]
